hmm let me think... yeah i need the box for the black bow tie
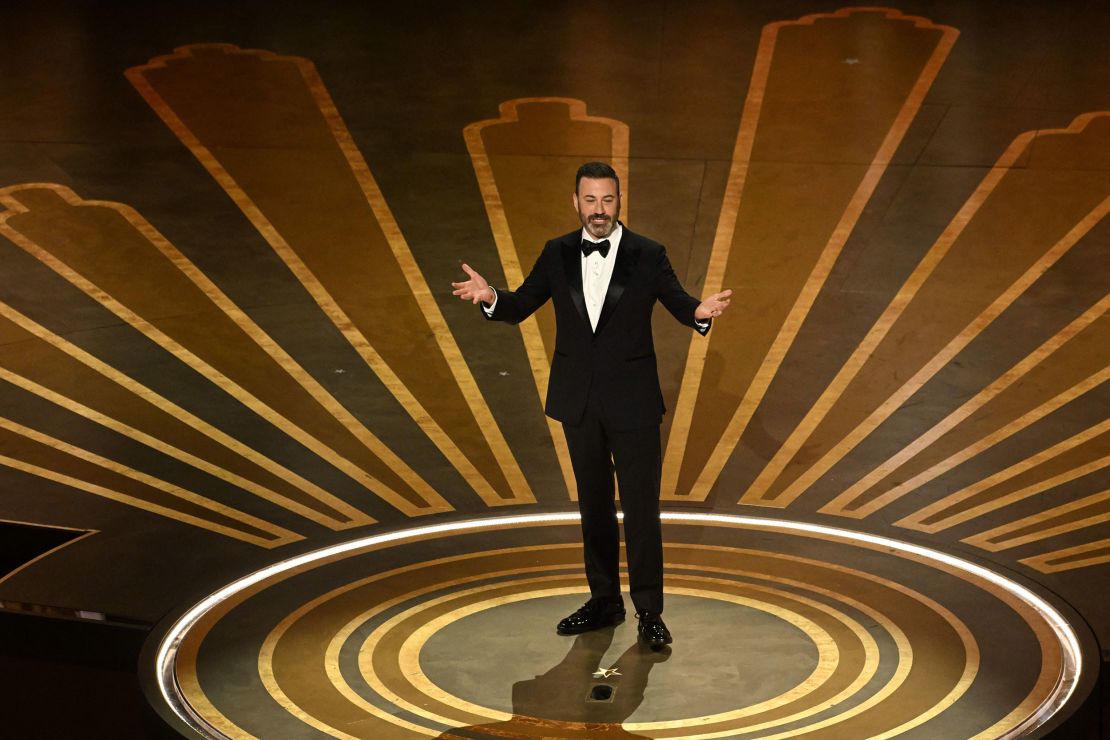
[581,239,611,258]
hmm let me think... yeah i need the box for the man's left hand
[695,289,732,320]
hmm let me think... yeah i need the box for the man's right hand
[451,263,495,305]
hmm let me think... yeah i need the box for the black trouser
[562,385,664,615]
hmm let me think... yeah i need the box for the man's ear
[572,192,579,211]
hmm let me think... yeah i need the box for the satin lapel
[561,237,590,330]
[595,233,638,335]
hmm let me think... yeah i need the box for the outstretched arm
[451,253,552,324]
[655,247,731,333]
[451,263,495,305]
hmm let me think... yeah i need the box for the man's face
[573,177,621,239]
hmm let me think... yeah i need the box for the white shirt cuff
[482,287,497,315]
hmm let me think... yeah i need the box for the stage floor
[149,514,1096,738]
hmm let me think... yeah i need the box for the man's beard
[585,215,613,237]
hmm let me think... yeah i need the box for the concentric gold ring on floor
[151,513,1092,738]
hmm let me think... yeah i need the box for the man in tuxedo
[452,162,731,649]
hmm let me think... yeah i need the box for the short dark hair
[575,161,620,193]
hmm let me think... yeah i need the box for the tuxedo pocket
[625,352,656,363]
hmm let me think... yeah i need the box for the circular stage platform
[145,513,1098,738]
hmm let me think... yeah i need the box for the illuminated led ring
[154,512,1084,738]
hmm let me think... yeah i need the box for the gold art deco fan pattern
[0,7,1106,574]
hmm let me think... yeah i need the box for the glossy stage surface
[154,513,1094,738]
[0,1,1106,737]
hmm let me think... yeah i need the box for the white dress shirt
[580,224,621,331]
[483,222,707,330]
[482,224,622,332]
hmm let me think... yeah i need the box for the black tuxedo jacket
[486,226,709,430]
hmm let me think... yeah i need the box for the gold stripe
[262,546,957,738]
[303,560,882,736]
[386,580,851,732]
[824,297,1110,517]
[775,194,1110,508]
[175,624,261,739]
[674,525,1065,740]
[0,186,385,524]
[898,416,1110,533]
[102,192,444,515]
[744,115,1037,507]
[127,45,532,507]
[972,634,1064,739]
[0,422,295,548]
[364,582,572,727]
[647,574,889,738]
[0,301,357,529]
[662,8,958,501]
[300,547,963,738]
[174,517,1063,738]
[965,487,1110,551]
[0,519,96,588]
[306,59,532,507]
[649,583,886,738]
[394,574,891,738]
[464,97,630,500]
[0,365,327,530]
[267,555,586,738]
[667,549,970,740]
[1020,539,1110,573]
[661,10,775,502]
[750,114,1110,507]
[839,359,1110,521]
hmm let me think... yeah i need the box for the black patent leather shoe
[556,598,626,635]
[636,611,672,650]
